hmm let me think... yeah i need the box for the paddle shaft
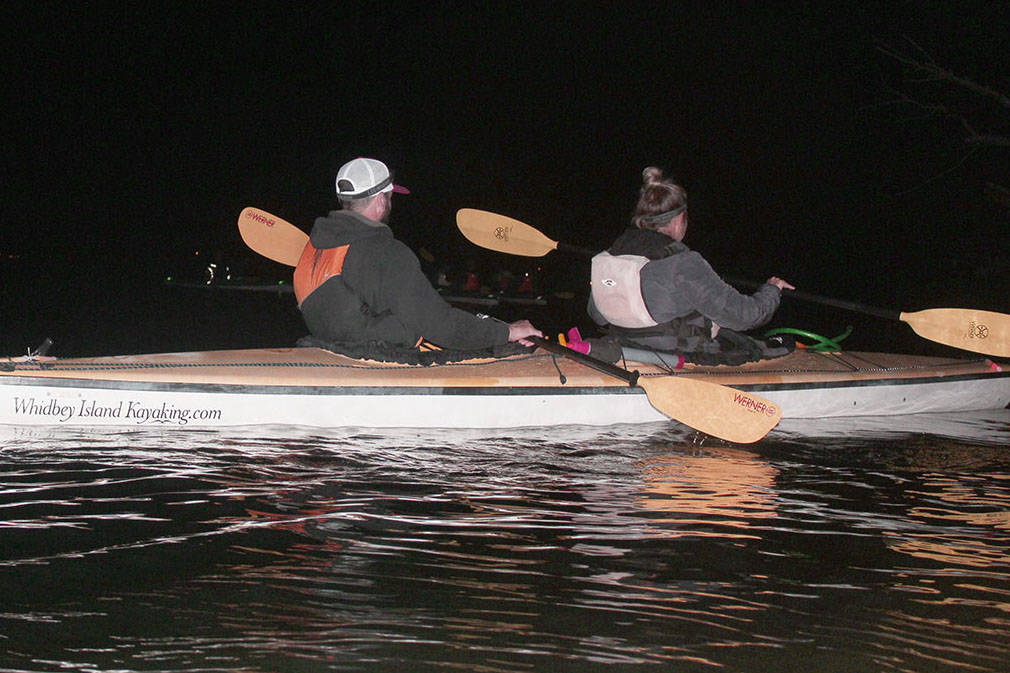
[557,241,597,257]
[455,208,905,319]
[723,276,898,321]
[530,336,639,387]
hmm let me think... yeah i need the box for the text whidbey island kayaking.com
[12,397,223,424]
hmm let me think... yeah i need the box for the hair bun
[642,166,664,185]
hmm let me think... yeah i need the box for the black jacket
[298,210,509,349]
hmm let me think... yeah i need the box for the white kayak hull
[4,378,663,429]
[2,347,1007,430]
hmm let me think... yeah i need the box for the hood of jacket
[309,209,394,249]
[608,227,687,260]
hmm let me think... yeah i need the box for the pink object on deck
[565,328,591,355]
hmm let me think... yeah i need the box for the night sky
[3,2,1008,356]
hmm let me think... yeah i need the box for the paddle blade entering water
[638,376,782,443]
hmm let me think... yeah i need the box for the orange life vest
[293,242,350,306]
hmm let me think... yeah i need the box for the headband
[640,203,687,226]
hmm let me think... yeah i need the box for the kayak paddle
[237,207,781,441]
[456,208,1010,358]
[531,336,780,443]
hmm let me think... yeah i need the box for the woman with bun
[581,167,795,365]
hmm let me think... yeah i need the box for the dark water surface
[2,411,1008,672]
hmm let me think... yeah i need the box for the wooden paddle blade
[638,376,781,443]
[900,308,1010,358]
[456,208,560,257]
[238,207,309,267]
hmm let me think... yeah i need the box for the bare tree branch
[879,40,1010,110]
[875,38,1010,202]
[878,38,1010,147]
[890,146,980,197]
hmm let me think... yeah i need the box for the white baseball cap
[335,157,410,199]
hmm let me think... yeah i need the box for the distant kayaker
[293,157,542,351]
[581,166,795,365]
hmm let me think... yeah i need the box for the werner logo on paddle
[733,392,778,416]
[245,210,278,227]
[494,225,511,242]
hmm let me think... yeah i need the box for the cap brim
[392,184,410,195]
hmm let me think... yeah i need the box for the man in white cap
[293,158,542,350]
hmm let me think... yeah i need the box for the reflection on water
[887,471,1010,568]
[635,447,779,537]
[1,411,1009,672]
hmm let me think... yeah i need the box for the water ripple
[1,415,1008,671]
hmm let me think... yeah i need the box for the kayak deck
[2,346,1001,384]
[1,347,614,387]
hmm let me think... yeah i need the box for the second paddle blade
[456,208,559,257]
[900,308,1010,358]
